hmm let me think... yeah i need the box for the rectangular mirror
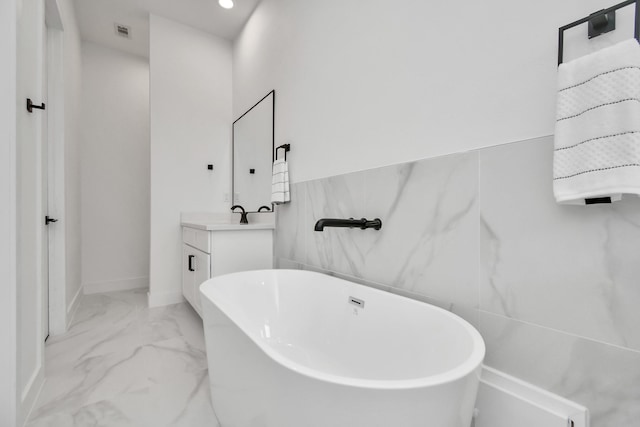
[232,90,275,211]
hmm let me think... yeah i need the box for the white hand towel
[271,158,290,204]
[553,38,640,204]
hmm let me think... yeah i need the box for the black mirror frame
[231,90,275,211]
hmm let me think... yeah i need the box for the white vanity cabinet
[182,243,210,316]
[181,222,274,317]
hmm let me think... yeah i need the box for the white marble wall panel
[359,153,479,308]
[275,258,304,270]
[275,153,480,309]
[274,183,306,263]
[479,136,640,351]
[274,135,640,426]
[305,171,368,276]
[479,311,640,426]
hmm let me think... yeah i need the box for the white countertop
[181,212,275,231]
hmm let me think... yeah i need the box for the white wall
[233,0,636,182]
[81,42,150,295]
[0,0,18,423]
[149,15,232,307]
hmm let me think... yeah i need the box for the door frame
[45,0,66,336]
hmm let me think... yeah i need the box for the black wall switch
[207,164,214,170]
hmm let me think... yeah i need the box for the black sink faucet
[314,218,382,231]
[231,205,249,224]
[258,205,272,212]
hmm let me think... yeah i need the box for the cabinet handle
[188,255,196,272]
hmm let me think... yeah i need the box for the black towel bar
[276,143,290,161]
[558,0,640,65]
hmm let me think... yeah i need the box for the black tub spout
[314,218,382,232]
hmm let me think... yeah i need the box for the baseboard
[474,366,588,427]
[147,289,184,308]
[83,276,149,295]
[65,285,83,328]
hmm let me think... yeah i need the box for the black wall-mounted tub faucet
[231,205,249,224]
[314,218,382,232]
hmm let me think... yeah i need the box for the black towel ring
[558,0,640,65]
[276,144,291,161]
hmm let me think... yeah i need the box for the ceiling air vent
[114,24,131,39]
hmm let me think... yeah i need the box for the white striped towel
[553,38,640,204]
[271,158,290,204]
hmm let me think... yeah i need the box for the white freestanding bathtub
[200,269,485,427]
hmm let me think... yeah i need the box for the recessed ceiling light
[218,0,234,9]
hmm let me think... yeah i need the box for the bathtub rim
[200,269,485,391]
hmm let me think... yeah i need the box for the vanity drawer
[182,227,210,254]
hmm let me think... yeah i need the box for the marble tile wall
[274,135,640,426]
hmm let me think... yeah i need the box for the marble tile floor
[26,289,220,427]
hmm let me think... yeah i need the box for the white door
[182,244,196,307]
[192,249,210,315]
[16,0,48,414]
[182,244,210,317]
